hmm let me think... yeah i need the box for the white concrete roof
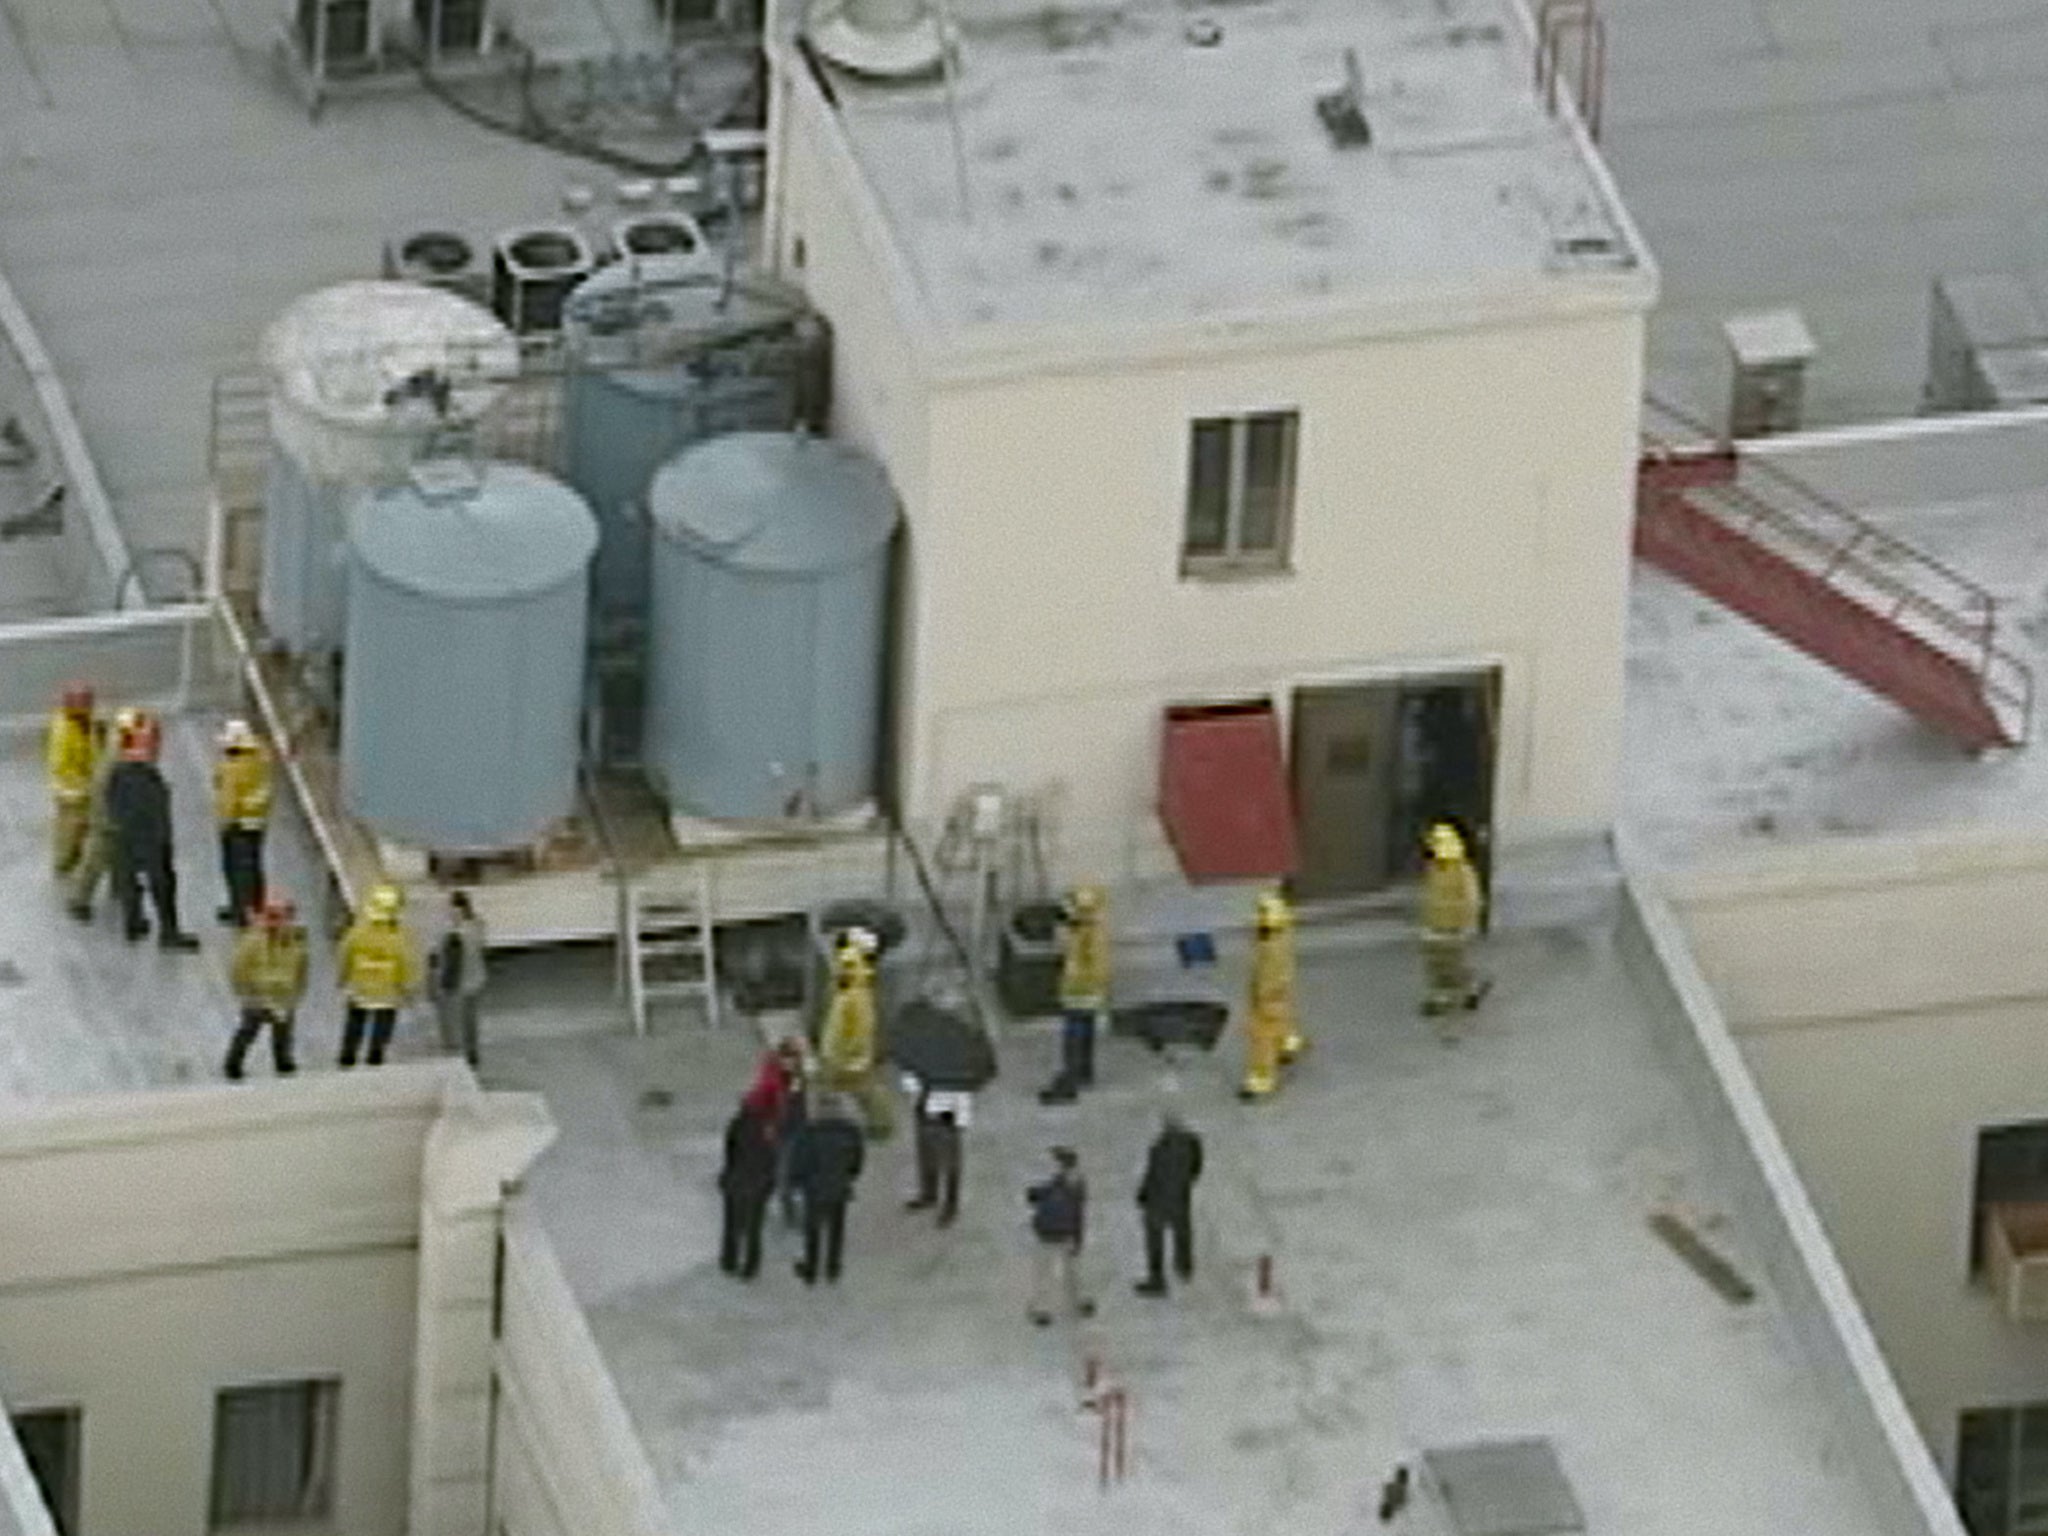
[495,913,1890,1536]
[1622,412,2048,868]
[802,0,1650,334]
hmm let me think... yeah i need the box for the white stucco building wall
[1665,832,2048,1474]
[0,1067,552,1536]
[764,9,1657,880]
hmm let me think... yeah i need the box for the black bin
[998,901,1065,1019]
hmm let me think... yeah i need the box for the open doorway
[1288,667,1499,904]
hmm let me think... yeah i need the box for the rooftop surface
[1598,0,2048,426]
[1621,420,2048,866]
[0,713,350,1096]
[494,911,1885,1536]
[812,0,1644,332]
[0,0,747,580]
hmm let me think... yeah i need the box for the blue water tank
[644,433,898,821]
[560,266,827,634]
[340,463,597,851]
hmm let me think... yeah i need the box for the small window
[12,1407,81,1536]
[210,1379,339,1530]
[1972,1121,2048,1274]
[1956,1401,2048,1536]
[1181,411,1298,576]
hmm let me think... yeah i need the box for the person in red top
[744,1046,793,1123]
[745,1036,809,1228]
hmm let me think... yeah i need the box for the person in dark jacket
[104,713,199,951]
[1134,1112,1204,1296]
[905,1081,964,1227]
[1027,1147,1095,1325]
[718,1097,779,1280]
[790,1094,865,1285]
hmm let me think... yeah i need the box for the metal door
[1289,683,1400,899]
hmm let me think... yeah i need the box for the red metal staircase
[1636,396,2033,751]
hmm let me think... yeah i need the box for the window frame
[208,1377,341,1532]
[1180,409,1299,579]
[11,1405,81,1536]
[1971,1119,2048,1275]
[1957,1401,2048,1536]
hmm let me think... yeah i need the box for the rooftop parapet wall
[1656,828,2048,1030]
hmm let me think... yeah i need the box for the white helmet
[219,717,257,750]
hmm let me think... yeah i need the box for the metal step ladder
[622,865,721,1034]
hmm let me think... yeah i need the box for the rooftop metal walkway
[1636,396,2033,753]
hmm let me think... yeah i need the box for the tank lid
[650,432,898,574]
[563,263,808,345]
[262,281,517,429]
[353,462,598,603]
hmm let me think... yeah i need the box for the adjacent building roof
[789,0,1653,339]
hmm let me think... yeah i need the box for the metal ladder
[623,864,721,1035]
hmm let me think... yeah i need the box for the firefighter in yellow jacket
[1042,885,1109,1102]
[212,718,272,927]
[1419,821,1491,1032]
[46,683,103,877]
[338,884,419,1068]
[1240,890,1300,1101]
[67,707,138,922]
[818,929,892,1138]
[226,893,308,1079]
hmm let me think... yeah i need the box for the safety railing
[0,603,219,727]
[1639,393,2035,745]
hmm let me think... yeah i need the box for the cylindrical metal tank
[644,431,898,821]
[560,266,829,636]
[340,462,598,851]
[260,282,517,654]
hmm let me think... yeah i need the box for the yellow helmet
[1425,822,1467,862]
[1066,884,1104,917]
[366,884,403,921]
[1255,890,1292,930]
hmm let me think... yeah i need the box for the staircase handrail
[1640,393,2034,744]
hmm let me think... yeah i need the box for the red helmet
[60,683,93,714]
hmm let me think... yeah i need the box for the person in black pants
[906,1084,963,1227]
[104,713,200,952]
[1134,1111,1204,1296]
[718,1097,778,1280]
[790,1095,865,1285]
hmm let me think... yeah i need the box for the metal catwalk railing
[1638,394,2033,746]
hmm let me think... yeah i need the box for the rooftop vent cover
[807,0,945,78]
[1315,48,1371,148]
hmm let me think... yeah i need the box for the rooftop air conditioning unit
[383,230,488,305]
[1723,308,1815,439]
[609,214,716,281]
[490,227,594,335]
[294,0,374,69]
